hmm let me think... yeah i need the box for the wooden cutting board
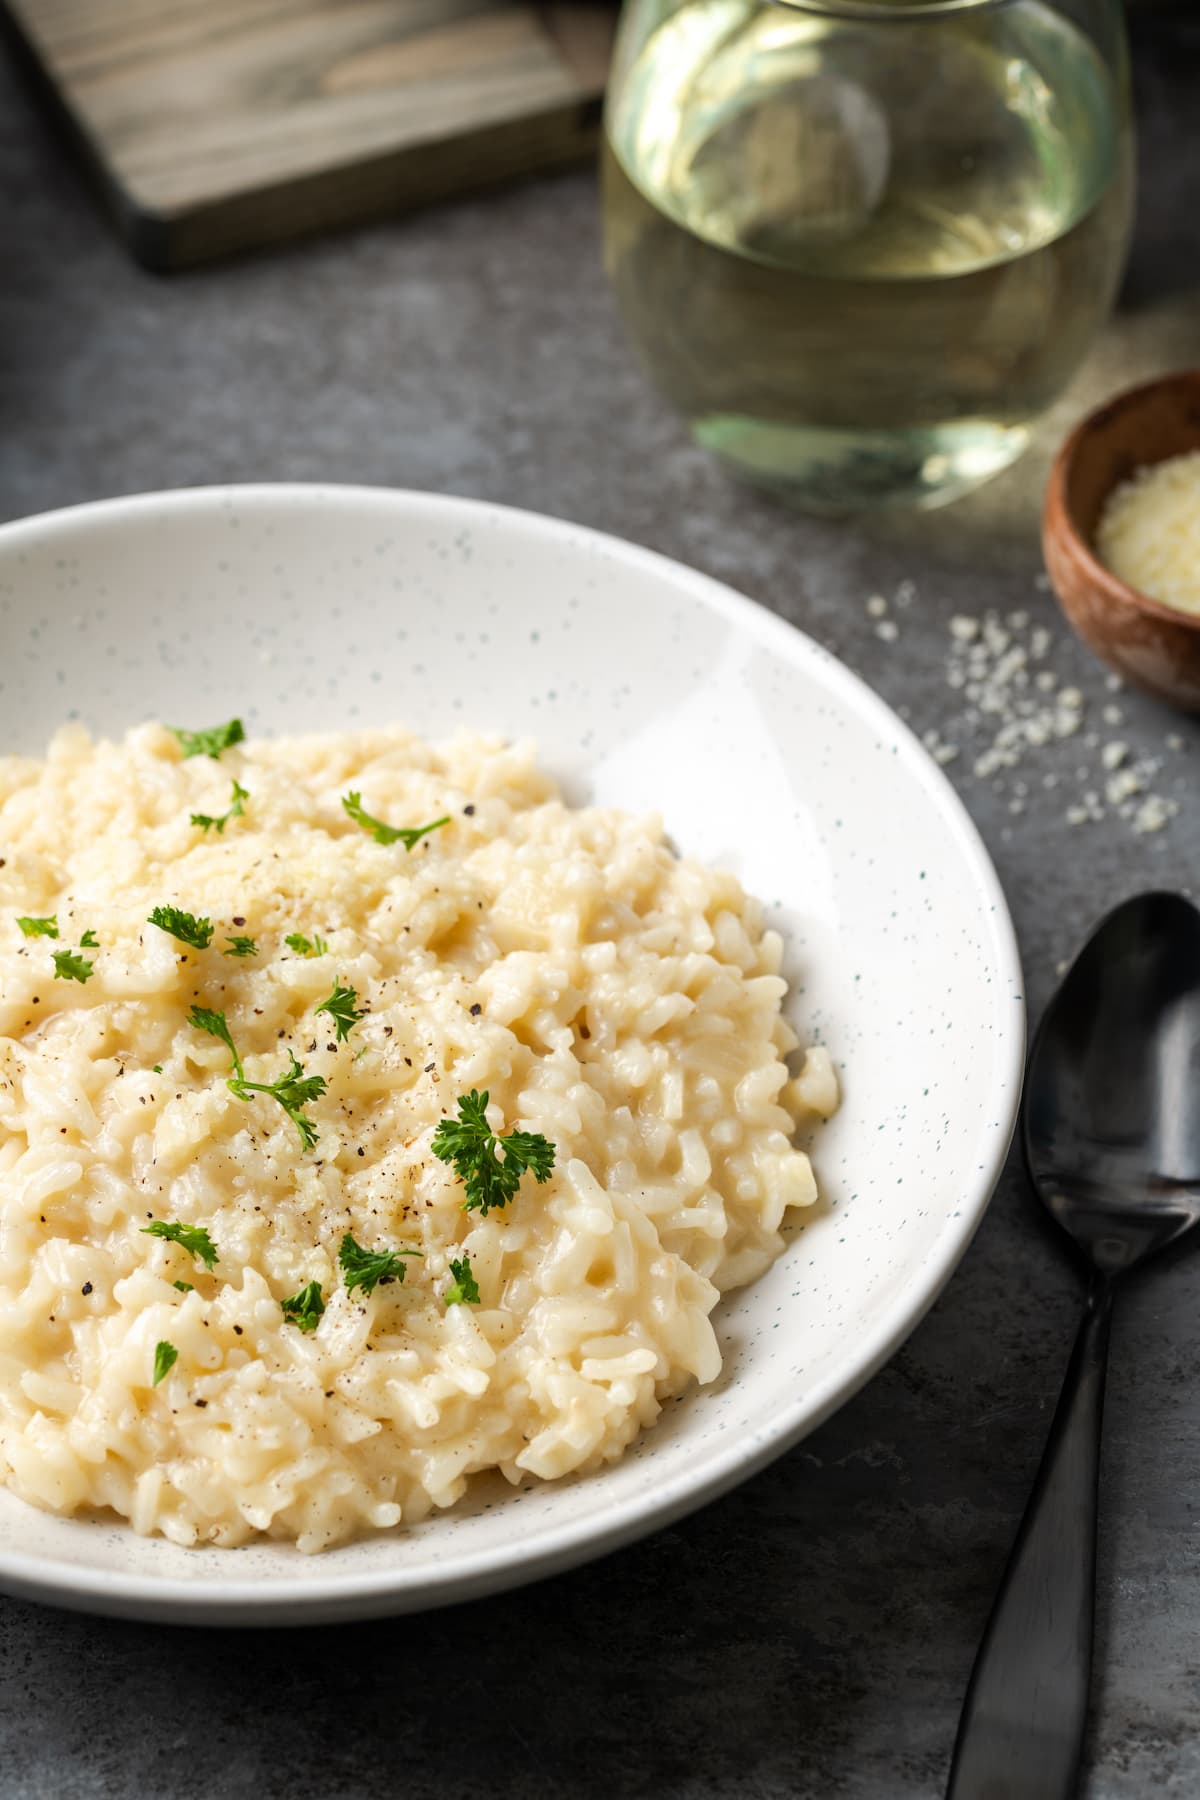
[3,0,615,270]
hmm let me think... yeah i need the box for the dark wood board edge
[134,98,604,272]
[1,1,605,273]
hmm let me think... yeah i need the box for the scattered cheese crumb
[922,728,959,766]
[923,590,1182,841]
[1105,767,1142,805]
[1133,795,1177,834]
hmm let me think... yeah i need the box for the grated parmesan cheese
[1096,450,1200,616]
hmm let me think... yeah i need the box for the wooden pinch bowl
[1043,369,1200,712]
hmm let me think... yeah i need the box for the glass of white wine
[602,0,1134,511]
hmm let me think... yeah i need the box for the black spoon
[947,891,1200,1800]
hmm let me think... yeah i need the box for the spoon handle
[946,1275,1113,1800]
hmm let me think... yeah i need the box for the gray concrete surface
[1,13,1199,1798]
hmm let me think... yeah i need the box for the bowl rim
[1045,367,1200,638]
[0,482,1026,1624]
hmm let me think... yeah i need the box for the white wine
[603,0,1133,510]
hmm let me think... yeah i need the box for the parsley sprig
[223,935,258,958]
[338,1232,421,1298]
[189,1004,244,1078]
[149,905,214,950]
[230,1053,327,1150]
[188,1007,325,1148]
[52,949,93,984]
[141,1219,219,1270]
[315,979,363,1043]
[169,718,245,761]
[341,792,449,851]
[431,1091,556,1217]
[280,1280,325,1332]
[191,780,249,835]
[285,931,327,958]
[444,1253,480,1307]
[152,1341,178,1386]
[19,917,98,981]
[16,915,57,939]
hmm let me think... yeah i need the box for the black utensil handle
[946,1276,1113,1800]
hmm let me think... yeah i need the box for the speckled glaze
[1043,369,1200,711]
[0,486,1023,1625]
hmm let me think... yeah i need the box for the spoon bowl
[1024,891,1200,1273]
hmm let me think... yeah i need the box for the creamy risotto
[0,722,837,1552]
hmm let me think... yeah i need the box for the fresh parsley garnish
[191,779,249,835]
[172,1280,194,1293]
[168,718,245,761]
[149,905,214,950]
[222,935,258,958]
[285,931,327,957]
[16,915,57,939]
[338,1232,421,1298]
[188,1007,323,1148]
[444,1253,480,1307]
[431,1090,556,1217]
[229,1052,327,1150]
[152,1341,178,1386]
[188,1004,245,1079]
[141,1219,219,1270]
[280,1280,325,1332]
[52,949,93,984]
[314,979,363,1043]
[153,1064,164,1074]
[341,792,450,851]
[79,928,99,948]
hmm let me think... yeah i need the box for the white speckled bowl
[0,487,1023,1625]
